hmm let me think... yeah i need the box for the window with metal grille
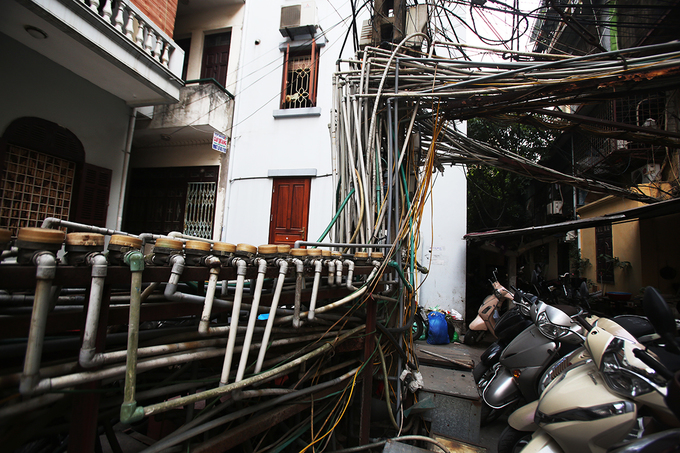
[0,145,76,235]
[281,42,319,109]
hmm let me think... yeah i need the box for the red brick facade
[130,0,178,37]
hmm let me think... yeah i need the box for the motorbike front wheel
[497,426,532,453]
[463,329,485,345]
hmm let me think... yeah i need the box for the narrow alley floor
[413,333,508,453]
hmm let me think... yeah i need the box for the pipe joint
[88,253,108,278]
[291,258,304,274]
[204,255,222,270]
[276,258,289,274]
[233,258,248,276]
[33,252,57,280]
[255,257,267,274]
[120,402,145,425]
[124,250,145,272]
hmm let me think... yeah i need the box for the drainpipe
[78,253,108,368]
[198,256,223,335]
[291,257,305,328]
[235,257,267,382]
[307,258,324,321]
[219,257,248,386]
[19,252,57,395]
[255,259,288,373]
[116,107,137,231]
[119,249,145,424]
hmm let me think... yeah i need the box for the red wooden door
[268,178,311,246]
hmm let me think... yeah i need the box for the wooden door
[268,178,311,246]
[201,32,231,86]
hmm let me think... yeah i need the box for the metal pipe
[40,217,134,237]
[139,365,361,453]
[31,329,329,395]
[19,251,57,395]
[219,258,247,385]
[235,257,267,382]
[293,241,392,249]
[307,259,323,321]
[119,249,145,424]
[255,259,288,373]
[291,257,304,328]
[138,325,366,422]
[326,259,336,286]
[198,256,222,335]
[79,253,108,368]
[335,258,344,285]
[276,265,380,324]
[344,259,355,290]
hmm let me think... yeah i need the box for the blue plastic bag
[426,311,450,345]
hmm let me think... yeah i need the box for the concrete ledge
[272,107,322,119]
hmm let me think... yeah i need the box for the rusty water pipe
[291,257,304,328]
[119,249,145,424]
[326,259,336,286]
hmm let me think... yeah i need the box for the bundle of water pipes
[0,219,426,452]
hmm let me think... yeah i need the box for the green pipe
[388,261,413,293]
[399,165,415,285]
[120,251,146,424]
[315,188,355,244]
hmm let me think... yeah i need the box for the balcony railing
[77,0,178,73]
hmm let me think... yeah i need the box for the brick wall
[130,0,178,37]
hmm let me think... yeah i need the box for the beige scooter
[464,270,515,345]
[499,287,679,453]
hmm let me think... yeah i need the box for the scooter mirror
[643,286,680,354]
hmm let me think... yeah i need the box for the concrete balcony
[132,81,235,147]
[2,0,184,105]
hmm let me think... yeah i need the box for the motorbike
[476,292,586,424]
[472,288,535,383]
[499,286,680,453]
[464,270,515,346]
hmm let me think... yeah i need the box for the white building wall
[0,33,130,232]
[418,164,468,317]
[417,4,469,318]
[224,0,358,245]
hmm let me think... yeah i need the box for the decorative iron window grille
[281,41,319,109]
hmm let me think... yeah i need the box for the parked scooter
[499,286,680,453]
[473,288,536,382]
[477,293,586,424]
[464,270,515,345]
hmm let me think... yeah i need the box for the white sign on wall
[212,132,228,153]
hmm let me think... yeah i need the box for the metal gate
[183,181,216,239]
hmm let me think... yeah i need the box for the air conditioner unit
[359,20,372,48]
[280,1,318,37]
[547,200,563,215]
[631,163,661,184]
